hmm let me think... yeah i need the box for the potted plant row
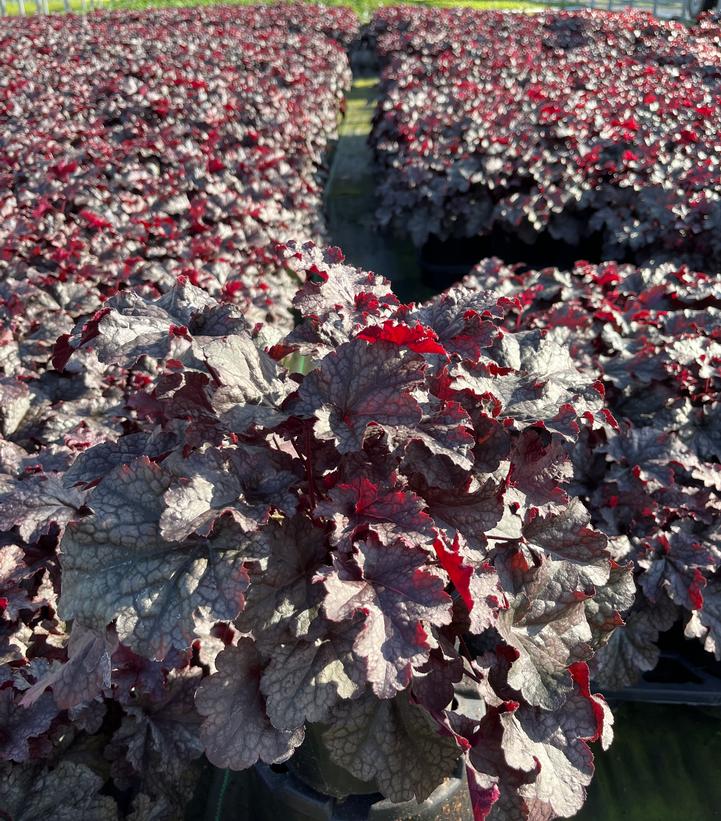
[469,256,721,700]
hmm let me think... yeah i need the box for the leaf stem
[304,421,317,509]
[458,634,484,683]
[214,770,231,821]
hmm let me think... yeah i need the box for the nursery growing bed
[369,7,721,268]
[0,6,357,339]
[3,8,720,821]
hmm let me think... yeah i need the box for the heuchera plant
[2,244,633,820]
[369,8,721,265]
[471,256,721,688]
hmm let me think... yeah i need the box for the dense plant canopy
[2,4,716,820]
[0,6,358,816]
[469,257,721,687]
[0,6,356,341]
[370,8,721,265]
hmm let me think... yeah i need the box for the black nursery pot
[418,235,486,293]
[205,723,472,821]
[418,226,607,293]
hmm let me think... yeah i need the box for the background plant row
[370,8,721,265]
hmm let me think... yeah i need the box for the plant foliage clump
[2,244,632,819]
[0,6,361,816]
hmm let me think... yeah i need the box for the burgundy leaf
[294,339,426,453]
[315,476,435,551]
[322,533,452,698]
[196,640,304,770]
[323,692,461,803]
